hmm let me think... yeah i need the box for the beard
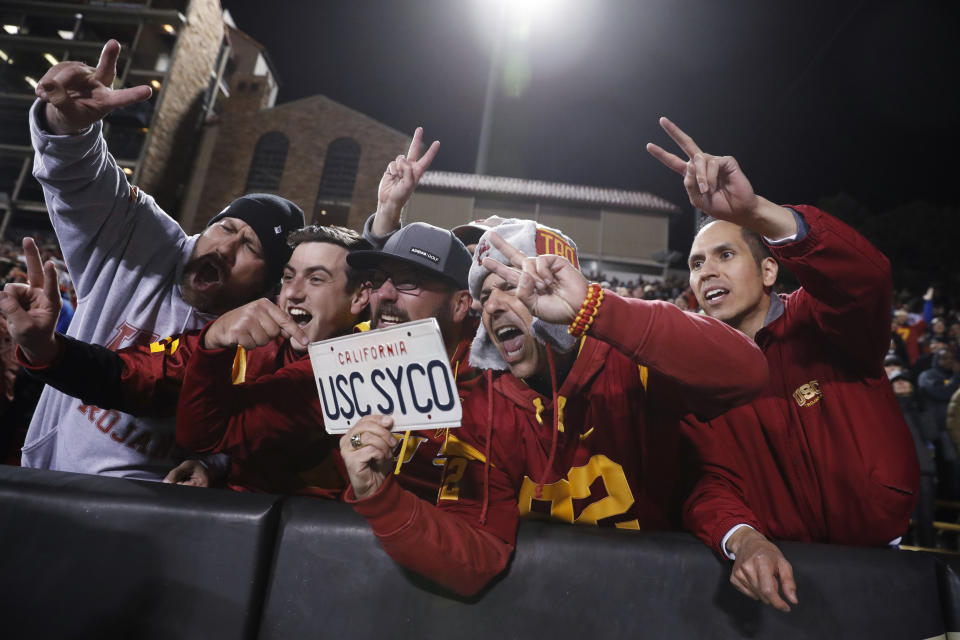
[371,300,457,346]
[370,302,411,328]
[179,252,229,314]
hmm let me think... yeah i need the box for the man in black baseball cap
[348,222,472,355]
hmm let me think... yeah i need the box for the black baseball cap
[347,222,471,290]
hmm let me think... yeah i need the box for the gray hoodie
[21,100,214,480]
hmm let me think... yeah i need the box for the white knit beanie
[467,218,582,370]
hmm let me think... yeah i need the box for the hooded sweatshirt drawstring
[535,347,561,499]
[480,369,494,524]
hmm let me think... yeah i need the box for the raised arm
[649,117,895,369]
[30,42,188,300]
[646,116,796,239]
[365,127,440,245]
[482,232,767,417]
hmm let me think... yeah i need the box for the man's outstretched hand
[726,526,799,612]
[36,39,152,135]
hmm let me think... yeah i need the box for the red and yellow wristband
[568,283,604,338]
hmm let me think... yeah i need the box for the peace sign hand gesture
[36,39,153,135]
[646,117,797,238]
[372,127,440,236]
[481,232,588,325]
[645,117,761,225]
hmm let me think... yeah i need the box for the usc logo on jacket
[793,380,822,407]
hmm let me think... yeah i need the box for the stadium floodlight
[471,0,571,174]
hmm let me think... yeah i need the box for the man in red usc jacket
[647,117,920,612]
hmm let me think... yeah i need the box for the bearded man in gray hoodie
[21,39,304,481]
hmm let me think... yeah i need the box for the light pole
[474,3,505,176]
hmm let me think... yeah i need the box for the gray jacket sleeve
[29,99,188,301]
[361,212,399,250]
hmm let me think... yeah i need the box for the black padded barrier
[937,554,960,636]
[0,465,955,640]
[0,465,281,640]
[260,496,949,640]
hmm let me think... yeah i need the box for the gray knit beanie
[468,218,582,370]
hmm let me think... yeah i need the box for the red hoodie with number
[347,292,768,595]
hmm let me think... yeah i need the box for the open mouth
[703,288,729,305]
[374,306,408,328]
[189,255,225,292]
[494,325,526,362]
[288,306,313,327]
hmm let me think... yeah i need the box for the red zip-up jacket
[682,205,920,556]
[347,292,768,595]
[174,333,344,498]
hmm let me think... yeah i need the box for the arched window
[245,131,288,193]
[313,137,360,225]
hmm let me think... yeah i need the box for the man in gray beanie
[466,219,581,376]
[21,40,305,482]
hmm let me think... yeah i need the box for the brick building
[179,24,411,234]
[1,2,679,283]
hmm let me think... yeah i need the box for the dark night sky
[220,0,960,222]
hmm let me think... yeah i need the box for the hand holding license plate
[308,318,462,435]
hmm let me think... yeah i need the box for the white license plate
[308,318,462,434]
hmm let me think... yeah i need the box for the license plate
[308,318,462,434]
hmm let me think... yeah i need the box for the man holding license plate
[337,222,479,500]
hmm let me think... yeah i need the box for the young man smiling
[647,117,920,612]
[174,226,371,495]
[339,220,767,596]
